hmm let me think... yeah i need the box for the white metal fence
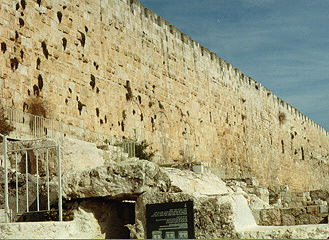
[1,134,62,223]
[2,107,136,157]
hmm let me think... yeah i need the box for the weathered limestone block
[258,208,282,226]
[249,194,271,210]
[97,144,130,163]
[311,190,329,204]
[164,167,231,196]
[0,219,109,239]
[232,194,258,232]
[62,159,171,200]
[58,137,105,173]
[240,224,329,239]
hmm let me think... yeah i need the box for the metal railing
[115,141,136,158]
[1,134,62,223]
[2,106,136,156]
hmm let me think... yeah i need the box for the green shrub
[135,140,156,160]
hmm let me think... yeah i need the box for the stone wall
[1,0,329,190]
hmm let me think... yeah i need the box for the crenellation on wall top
[128,0,143,14]
[169,24,181,38]
[155,16,169,28]
[143,8,158,22]
[210,52,218,62]
[181,33,193,47]
[201,46,211,58]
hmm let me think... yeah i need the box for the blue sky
[138,0,329,132]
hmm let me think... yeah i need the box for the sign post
[146,201,195,239]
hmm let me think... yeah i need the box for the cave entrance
[71,198,136,239]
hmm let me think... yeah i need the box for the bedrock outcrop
[62,159,171,200]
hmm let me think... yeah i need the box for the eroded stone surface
[62,159,171,200]
[164,167,231,196]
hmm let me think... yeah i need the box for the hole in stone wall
[57,11,63,23]
[140,113,143,122]
[104,115,107,123]
[90,74,96,89]
[77,101,86,115]
[15,31,19,41]
[137,95,141,104]
[16,3,20,10]
[36,57,41,69]
[68,88,72,93]
[38,74,43,90]
[96,108,99,117]
[21,0,26,10]
[27,89,31,95]
[63,6,67,9]
[1,42,7,53]
[96,87,99,94]
[93,61,99,70]
[20,50,24,59]
[124,81,133,101]
[121,121,125,131]
[100,119,103,124]
[10,57,19,71]
[158,101,164,109]
[151,117,155,132]
[65,98,68,104]
[85,26,88,32]
[132,110,135,115]
[62,37,67,50]
[19,18,25,27]
[278,112,286,124]
[33,84,39,96]
[301,147,305,160]
[23,102,28,111]
[37,0,41,7]
[41,41,49,59]
[122,110,127,120]
[281,140,284,154]
[78,31,86,47]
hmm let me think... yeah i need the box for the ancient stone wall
[1,0,329,190]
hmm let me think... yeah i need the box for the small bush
[27,97,47,117]
[135,140,156,160]
[115,139,156,161]
[0,108,15,137]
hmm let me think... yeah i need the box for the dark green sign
[146,201,195,239]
